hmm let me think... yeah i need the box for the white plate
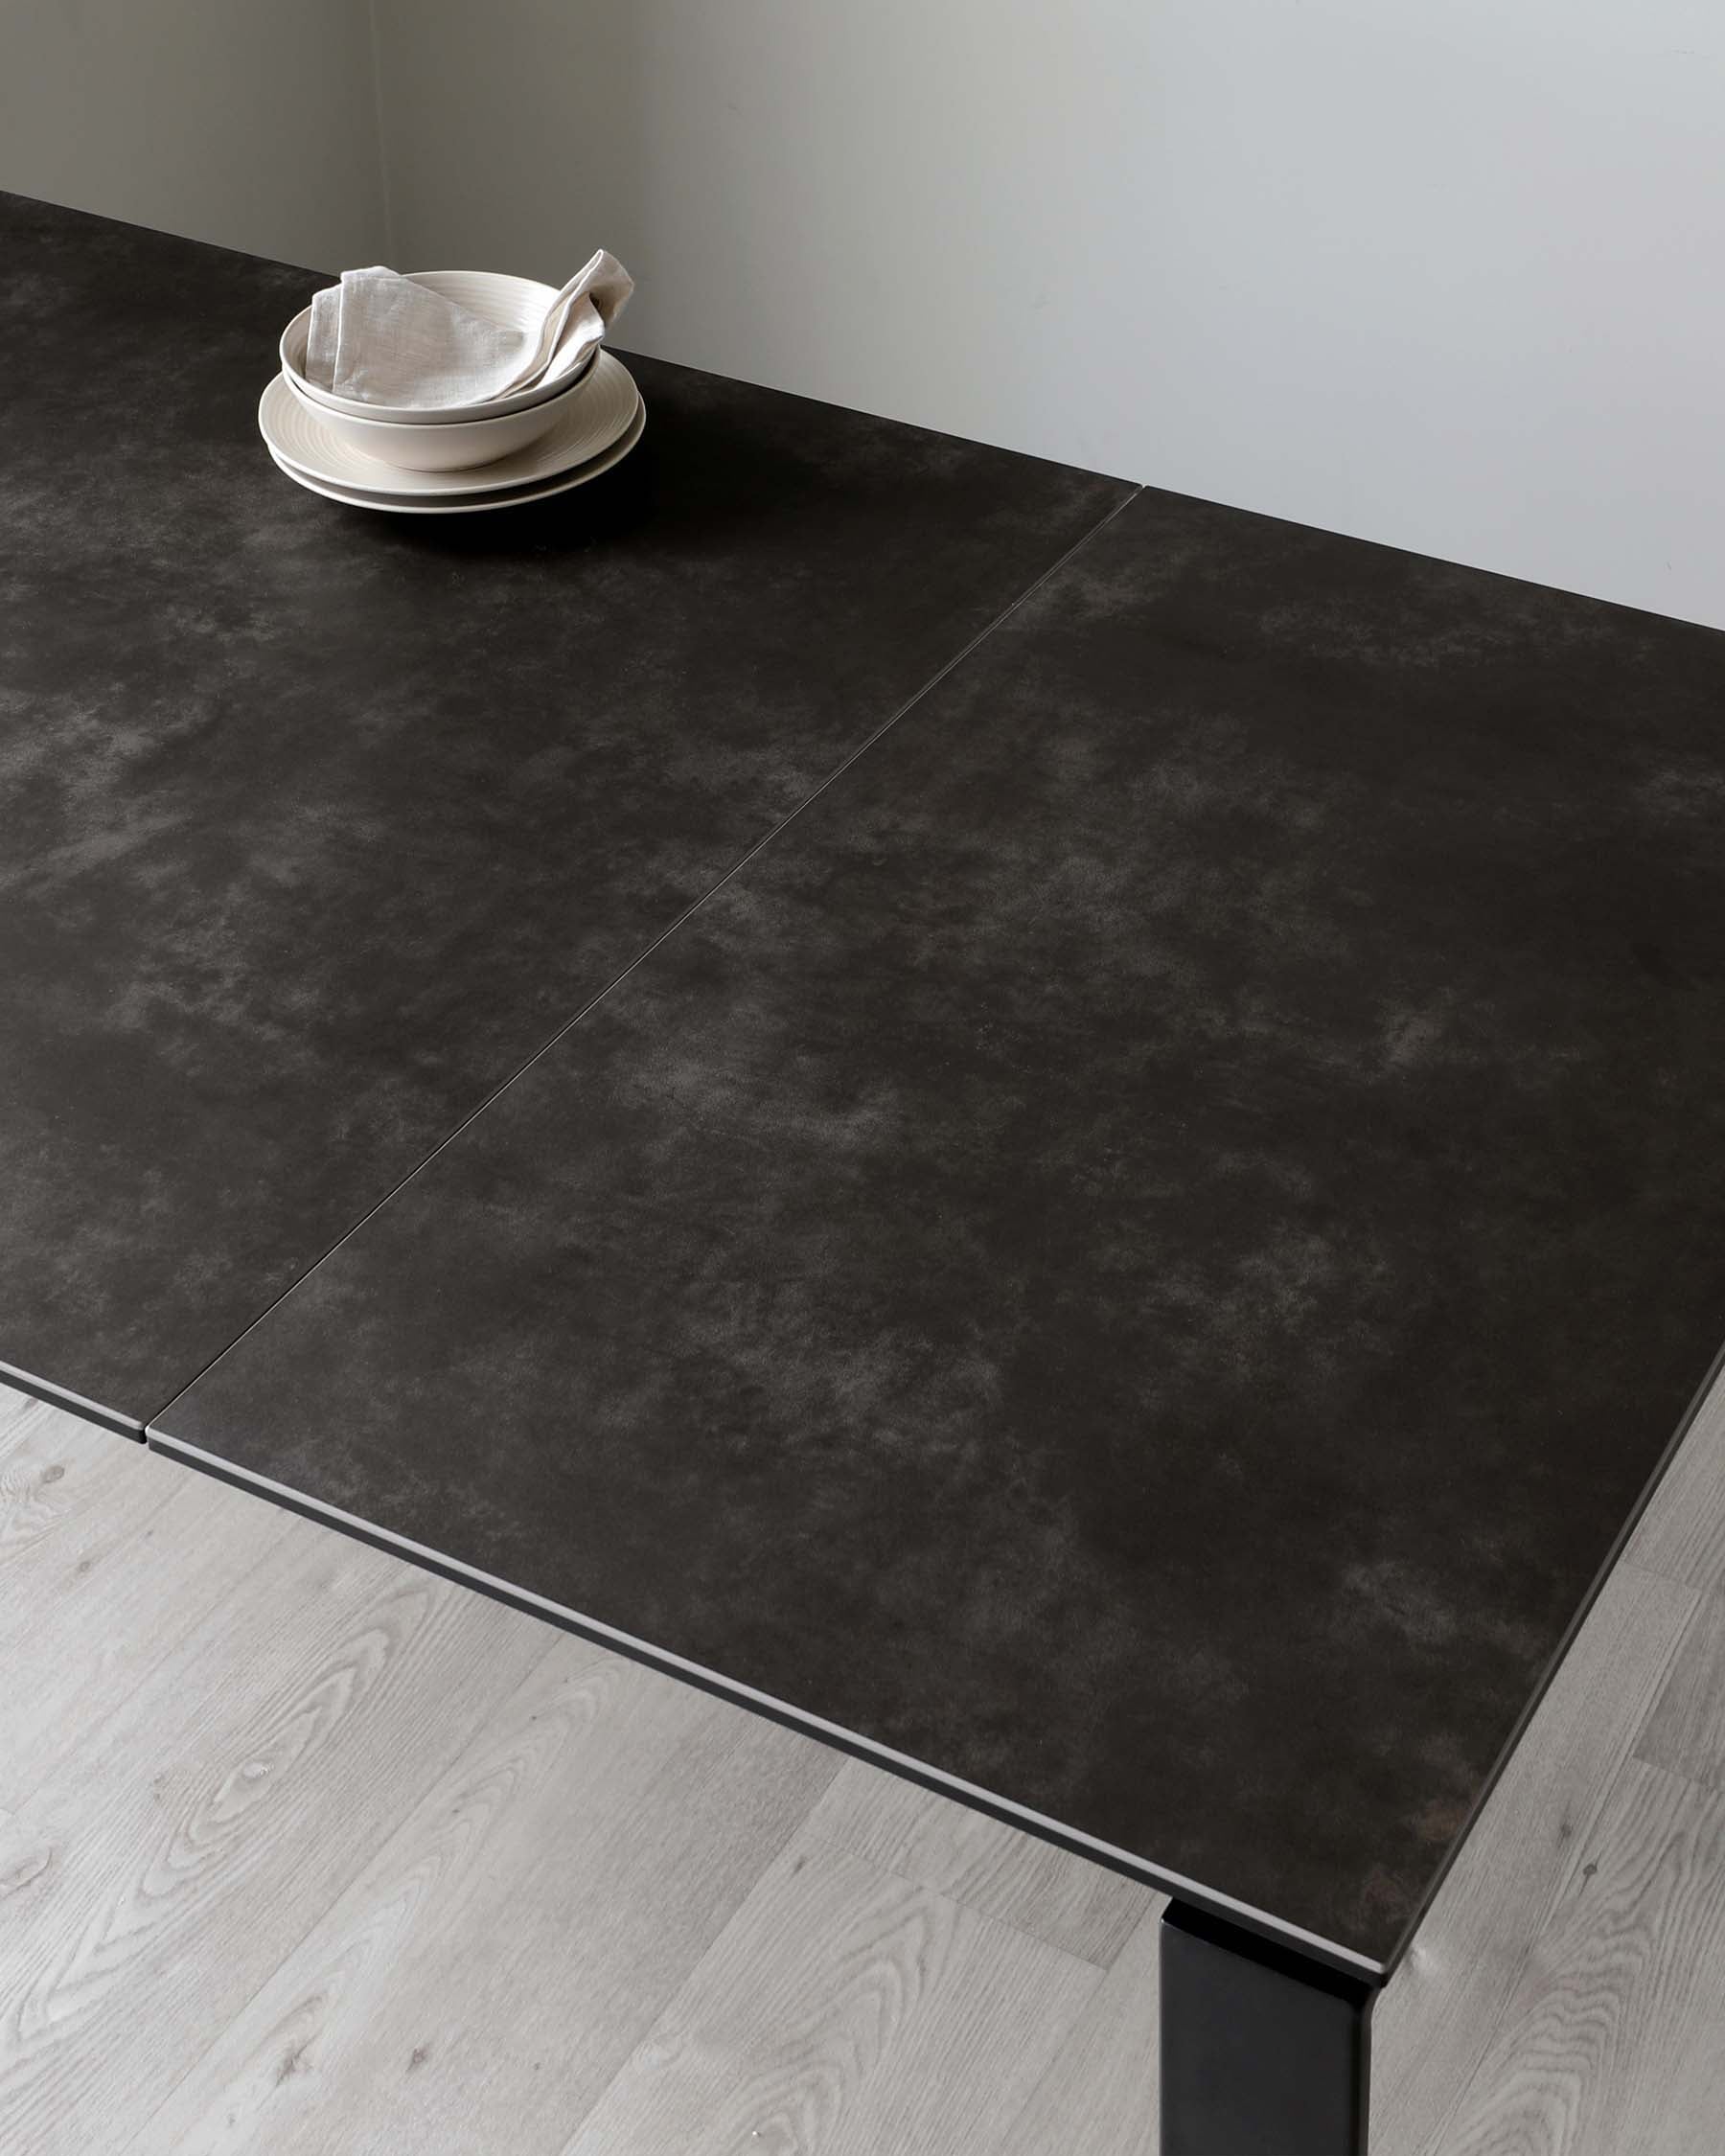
[265,400,647,515]
[260,352,638,496]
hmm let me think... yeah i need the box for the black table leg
[1161,1902,1377,2155]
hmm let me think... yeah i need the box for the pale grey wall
[0,0,387,268]
[371,0,1725,631]
[6,0,1723,630]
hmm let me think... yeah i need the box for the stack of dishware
[260,270,644,516]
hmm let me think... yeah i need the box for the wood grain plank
[0,1383,47,1460]
[0,1379,58,1445]
[803,1761,1152,1967]
[0,1520,552,2155]
[1623,1360,1725,1591]
[1438,1757,1725,2156]
[0,1390,172,1594]
[126,1646,839,2156]
[1371,1560,1699,2156]
[993,1899,1162,2156]
[560,1838,1101,2156]
[0,1461,296,1814]
[1635,1589,1725,1793]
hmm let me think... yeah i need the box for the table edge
[143,1417,1390,1982]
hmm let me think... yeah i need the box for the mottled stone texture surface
[0,188,1127,1416]
[163,482,1725,1963]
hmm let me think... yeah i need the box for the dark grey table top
[0,189,1124,1421]
[12,191,1725,1974]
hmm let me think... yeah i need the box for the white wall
[7,0,1724,630]
[0,0,387,268]
[371,0,1725,631]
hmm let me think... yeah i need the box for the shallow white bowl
[280,362,588,470]
[278,269,596,425]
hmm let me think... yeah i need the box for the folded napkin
[304,250,633,409]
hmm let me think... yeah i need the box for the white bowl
[278,269,596,425]
[280,362,590,470]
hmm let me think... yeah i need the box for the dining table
[7,184,1725,2152]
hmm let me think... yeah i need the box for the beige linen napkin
[304,251,633,408]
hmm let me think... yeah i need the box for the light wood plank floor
[2,1370,1722,2152]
